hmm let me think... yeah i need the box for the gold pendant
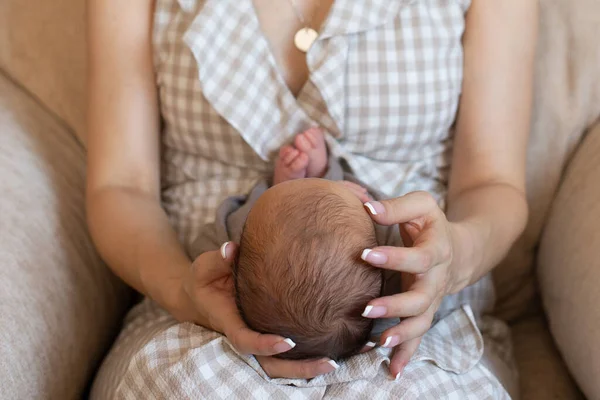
[294,28,319,53]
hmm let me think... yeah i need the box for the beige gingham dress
[91,0,518,398]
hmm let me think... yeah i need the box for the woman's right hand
[182,242,339,379]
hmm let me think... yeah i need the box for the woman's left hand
[360,191,465,379]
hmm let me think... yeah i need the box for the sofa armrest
[0,74,133,398]
[538,122,600,400]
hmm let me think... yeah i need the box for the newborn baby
[191,129,401,361]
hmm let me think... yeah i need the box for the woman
[86,0,538,398]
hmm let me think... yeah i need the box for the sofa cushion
[538,122,600,400]
[0,72,132,399]
[493,0,600,321]
[0,0,87,144]
[511,315,583,400]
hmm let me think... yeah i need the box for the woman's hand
[360,192,467,379]
[183,242,338,379]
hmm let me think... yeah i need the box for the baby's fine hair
[233,187,382,360]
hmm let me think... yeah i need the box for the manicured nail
[273,338,296,353]
[366,341,377,348]
[395,372,402,381]
[382,336,398,348]
[362,305,387,318]
[316,358,340,374]
[220,242,230,260]
[364,201,385,216]
[361,249,388,265]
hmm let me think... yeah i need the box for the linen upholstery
[493,0,600,322]
[0,0,87,143]
[538,123,600,400]
[0,73,132,400]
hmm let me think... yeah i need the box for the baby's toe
[294,132,314,153]
[280,146,300,165]
[304,128,325,148]
[290,152,310,172]
[278,145,292,159]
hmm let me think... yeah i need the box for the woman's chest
[154,0,470,166]
[252,0,335,97]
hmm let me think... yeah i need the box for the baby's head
[233,179,381,361]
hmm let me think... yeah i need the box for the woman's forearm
[87,187,199,322]
[443,0,537,294]
[86,0,202,321]
[445,182,528,293]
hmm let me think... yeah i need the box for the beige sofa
[1,0,599,399]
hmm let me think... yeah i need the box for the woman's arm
[446,0,538,292]
[360,0,539,377]
[86,0,200,322]
[86,0,334,375]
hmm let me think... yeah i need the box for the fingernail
[361,249,388,265]
[273,338,296,353]
[395,372,402,381]
[382,336,398,348]
[220,242,230,260]
[316,359,340,374]
[364,201,385,216]
[366,341,377,348]
[362,305,387,318]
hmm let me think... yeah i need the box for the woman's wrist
[167,279,202,323]
[139,260,197,322]
[447,219,486,294]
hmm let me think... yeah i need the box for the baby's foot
[273,145,309,185]
[294,128,328,178]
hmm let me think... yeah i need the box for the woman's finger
[213,299,296,356]
[256,355,339,379]
[191,242,239,285]
[390,337,422,379]
[364,269,441,319]
[362,290,432,319]
[379,313,433,348]
[226,324,296,356]
[359,340,378,354]
[361,244,439,274]
[399,223,414,247]
[364,191,441,226]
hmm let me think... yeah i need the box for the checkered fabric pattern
[90,0,517,398]
[156,0,470,252]
[92,290,512,399]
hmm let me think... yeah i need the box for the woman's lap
[90,300,179,399]
[91,296,516,400]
